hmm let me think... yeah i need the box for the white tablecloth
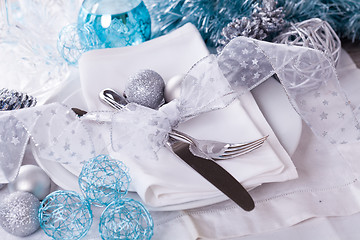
[1,49,360,240]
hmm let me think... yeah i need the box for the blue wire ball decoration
[38,190,93,240]
[57,23,100,65]
[78,154,131,207]
[99,198,154,240]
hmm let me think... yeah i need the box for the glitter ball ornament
[124,69,165,109]
[99,198,154,240]
[57,23,100,65]
[78,155,131,207]
[38,190,93,240]
[0,191,40,237]
[8,165,51,200]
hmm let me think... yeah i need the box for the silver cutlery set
[0,87,268,211]
[97,88,269,211]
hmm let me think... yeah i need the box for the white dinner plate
[31,75,302,209]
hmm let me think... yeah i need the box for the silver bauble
[124,69,165,109]
[0,191,40,237]
[164,74,185,103]
[8,165,51,200]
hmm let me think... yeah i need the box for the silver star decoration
[337,112,345,119]
[322,100,329,105]
[252,59,258,65]
[320,112,328,120]
[11,136,20,145]
[64,142,70,151]
[240,61,248,68]
[242,49,249,54]
[253,72,260,79]
[256,47,262,53]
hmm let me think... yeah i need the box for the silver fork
[99,88,268,160]
[169,129,268,160]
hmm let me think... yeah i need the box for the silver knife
[168,136,255,211]
[72,107,255,211]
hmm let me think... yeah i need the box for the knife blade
[168,137,255,211]
[72,107,255,210]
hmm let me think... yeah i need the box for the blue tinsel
[278,0,360,41]
[144,0,360,45]
[144,0,255,46]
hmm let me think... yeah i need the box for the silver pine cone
[219,0,287,47]
[0,88,37,110]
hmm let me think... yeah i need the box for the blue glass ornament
[99,198,154,240]
[78,0,151,49]
[38,190,93,240]
[78,154,131,207]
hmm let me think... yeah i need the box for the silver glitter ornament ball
[124,69,165,109]
[0,191,40,237]
[8,165,51,200]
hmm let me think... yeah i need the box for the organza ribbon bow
[0,36,359,184]
[110,54,237,161]
[111,36,360,163]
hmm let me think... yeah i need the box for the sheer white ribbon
[0,36,358,183]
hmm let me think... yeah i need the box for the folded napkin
[78,23,297,209]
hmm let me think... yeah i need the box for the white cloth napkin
[79,23,297,209]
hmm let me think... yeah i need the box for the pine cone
[0,88,37,110]
[218,0,287,48]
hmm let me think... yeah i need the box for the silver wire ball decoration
[38,190,93,240]
[57,23,100,65]
[274,18,341,66]
[78,155,131,207]
[0,191,40,237]
[99,198,154,240]
[0,88,36,110]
